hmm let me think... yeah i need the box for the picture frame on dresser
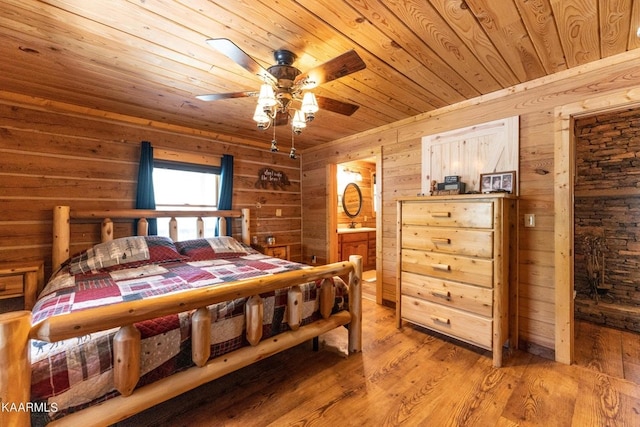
[480,170,516,193]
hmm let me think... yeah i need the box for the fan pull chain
[289,131,296,159]
[270,124,278,152]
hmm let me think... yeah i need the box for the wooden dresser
[396,194,516,367]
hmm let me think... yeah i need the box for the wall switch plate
[275,209,282,217]
[524,214,535,227]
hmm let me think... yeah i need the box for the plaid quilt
[30,253,348,424]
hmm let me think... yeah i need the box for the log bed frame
[0,206,362,426]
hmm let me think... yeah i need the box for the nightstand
[0,260,44,311]
[253,244,290,261]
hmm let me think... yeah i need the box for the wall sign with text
[255,167,291,190]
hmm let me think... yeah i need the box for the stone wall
[574,108,640,331]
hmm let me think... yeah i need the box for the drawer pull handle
[431,316,450,325]
[431,212,451,218]
[431,263,450,271]
[431,237,451,244]
[431,291,451,301]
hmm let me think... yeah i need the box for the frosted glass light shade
[291,109,307,129]
[253,104,270,125]
[301,92,319,114]
[257,84,277,107]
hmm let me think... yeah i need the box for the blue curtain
[216,154,234,236]
[135,141,157,235]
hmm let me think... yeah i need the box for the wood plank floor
[117,301,640,426]
[362,269,376,302]
[574,319,640,384]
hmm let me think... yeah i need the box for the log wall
[302,50,640,356]
[0,95,302,300]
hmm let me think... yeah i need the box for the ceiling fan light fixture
[257,84,277,108]
[253,104,271,129]
[301,92,318,121]
[291,109,307,134]
[198,39,366,151]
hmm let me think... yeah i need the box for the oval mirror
[342,182,363,218]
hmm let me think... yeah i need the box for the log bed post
[53,205,71,271]
[196,217,204,238]
[320,278,336,319]
[0,311,32,426]
[102,218,114,242]
[137,218,148,236]
[241,208,250,245]
[245,295,264,346]
[287,285,302,331]
[191,307,211,367]
[169,217,178,241]
[113,324,141,397]
[219,217,228,237]
[348,254,363,353]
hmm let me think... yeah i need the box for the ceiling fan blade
[315,96,359,116]
[206,38,277,85]
[196,91,258,101]
[294,50,366,89]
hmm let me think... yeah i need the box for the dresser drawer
[401,295,492,349]
[401,201,493,228]
[401,272,493,317]
[402,225,493,258]
[0,275,24,298]
[264,245,289,260]
[401,249,493,288]
[339,231,369,243]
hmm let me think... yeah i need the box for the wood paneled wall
[0,96,302,283]
[302,50,640,356]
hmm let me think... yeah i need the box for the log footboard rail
[0,206,362,426]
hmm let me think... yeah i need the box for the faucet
[349,220,357,228]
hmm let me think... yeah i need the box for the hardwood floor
[117,301,640,427]
[574,319,640,384]
[362,269,376,302]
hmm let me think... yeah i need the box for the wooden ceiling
[2,0,640,152]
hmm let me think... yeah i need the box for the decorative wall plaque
[255,167,291,190]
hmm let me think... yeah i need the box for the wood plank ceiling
[2,0,640,151]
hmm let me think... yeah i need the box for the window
[153,161,220,240]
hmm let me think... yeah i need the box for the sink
[337,227,376,234]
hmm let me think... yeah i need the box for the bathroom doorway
[328,155,381,304]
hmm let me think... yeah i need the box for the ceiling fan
[196,39,366,134]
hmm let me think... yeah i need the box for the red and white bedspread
[29,238,348,423]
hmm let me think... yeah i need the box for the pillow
[145,236,186,263]
[175,236,256,261]
[68,236,184,274]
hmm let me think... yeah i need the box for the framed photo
[480,171,516,193]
